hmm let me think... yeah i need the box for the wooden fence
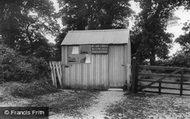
[49,61,62,88]
[131,57,190,96]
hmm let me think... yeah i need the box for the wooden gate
[131,58,190,96]
[49,61,63,88]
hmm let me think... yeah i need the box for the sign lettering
[91,45,108,54]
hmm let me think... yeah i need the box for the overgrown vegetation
[0,45,57,98]
[0,45,50,83]
[152,52,190,68]
[10,80,59,98]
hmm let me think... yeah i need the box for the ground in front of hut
[1,82,190,119]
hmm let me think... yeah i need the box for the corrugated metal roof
[61,29,129,45]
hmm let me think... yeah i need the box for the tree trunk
[150,56,155,65]
[150,51,155,65]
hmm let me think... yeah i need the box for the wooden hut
[61,29,131,90]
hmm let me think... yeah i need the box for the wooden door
[109,45,125,88]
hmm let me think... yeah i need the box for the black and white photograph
[1,0,190,119]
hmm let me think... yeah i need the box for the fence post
[180,68,184,96]
[159,80,162,95]
[131,57,138,93]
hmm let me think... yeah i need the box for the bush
[0,46,19,81]
[139,69,153,79]
[25,56,51,81]
[0,46,51,82]
[169,52,190,67]
[10,80,59,98]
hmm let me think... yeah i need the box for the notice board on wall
[68,45,91,64]
[91,45,108,54]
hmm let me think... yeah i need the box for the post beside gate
[131,57,139,93]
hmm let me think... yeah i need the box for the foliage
[176,21,190,53]
[10,80,59,98]
[158,19,190,67]
[131,0,183,65]
[54,31,67,61]
[0,0,60,57]
[0,45,29,82]
[0,46,50,82]
[58,0,133,30]
[55,0,134,60]
[168,52,190,67]
[25,56,51,80]
[139,69,153,79]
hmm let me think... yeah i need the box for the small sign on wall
[91,45,108,54]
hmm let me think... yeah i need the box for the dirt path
[81,89,125,119]
[49,89,125,119]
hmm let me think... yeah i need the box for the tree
[58,0,133,30]
[131,0,188,65]
[170,19,190,67]
[54,31,67,60]
[176,21,190,53]
[54,0,133,60]
[0,0,60,59]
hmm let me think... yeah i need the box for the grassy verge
[106,93,190,119]
[9,80,59,98]
[27,90,99,117]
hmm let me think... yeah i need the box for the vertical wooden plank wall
[62,45,109,89]
[61,44,130,90]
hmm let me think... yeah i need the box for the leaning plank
[49,62,56,87]
[140,68,182,90]
[59,62,63,86]
[49,62,53,84]
[56,61,62,87]
[52,62,57,87]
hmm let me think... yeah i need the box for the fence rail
[139,65,190,71]
[49,61,62,88]
[131,57,190,96]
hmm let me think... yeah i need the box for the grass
[0,81,99,118]
[106,93,190,119]
[10,80,59,98]
[27,90,99,117]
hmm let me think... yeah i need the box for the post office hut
[61,29,131,90]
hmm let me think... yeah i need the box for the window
[68,45,91,64]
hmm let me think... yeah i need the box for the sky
[50,0,190,56]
